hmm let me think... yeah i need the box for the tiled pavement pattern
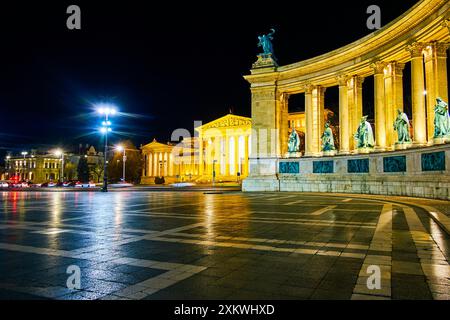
[0,191,449,300]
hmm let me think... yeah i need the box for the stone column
[372,61,387,150]
[244,135,249,177]
[347,76,364,150]
[337,75,350,154]
[407,42,427,145]
[424,41,449,141]
[225,136,230,176]
[235,135,240,176]
[169,153,174,176]
[304,84,314,156]
[384,61,405,148]
[148,152,153,176]
[214,136,220,178]
[279,93,289,156]
[310,86,325,156]
[198,138,204,175]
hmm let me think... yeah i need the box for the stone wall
[242,144,450,200]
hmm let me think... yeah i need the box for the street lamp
[212,159,217,187]
[54,149,64,182]
[115,145,126,183]
[97,104,117,192]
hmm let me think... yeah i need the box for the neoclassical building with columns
[243,0,450,200]
[140,114,252,184]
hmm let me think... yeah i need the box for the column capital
[336,74,349,87]
[304,83,314,94]
[370,61,387,75]
[424,41,450,58]
[348,75,365,88]
[406,42,426,58]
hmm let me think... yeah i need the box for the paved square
[0,191,449,300]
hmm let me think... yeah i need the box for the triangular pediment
[195,114,251,132]
[141,139,173,150]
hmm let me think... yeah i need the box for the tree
[65,162,77,181]
[77,156,90,182]
[108,140,142,184]
[90,163,104,183]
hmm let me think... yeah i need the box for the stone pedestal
[355,147,374,154]
[285,152,302,158]
[433,136,450,145]
[323,150,337,156]
[394,142,413,150]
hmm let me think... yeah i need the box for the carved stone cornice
[406,42,426,58]
[370,61,387,75]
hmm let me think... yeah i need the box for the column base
[322,150,337,156]
[338,150,350,155]
[394,142,413,150]
[284,152,302,158]
[355,147,374,154]
[304,152,323,157]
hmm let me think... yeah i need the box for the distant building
[3,145,104,184]
[4,150,63,183]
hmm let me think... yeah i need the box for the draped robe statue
[354,116,375,149]
[321,122,335,151]
[288,128,300,153]
[393,109,412,144]
[434,97,450,138]
[257,29,276,56]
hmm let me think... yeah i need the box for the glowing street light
[96,103,118,192]
[115,145,126,183]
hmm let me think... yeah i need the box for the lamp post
[116,145,126,182]
[54,149,64,182]
[21,152,27,181]
[212,159,217,187]
[98,104,117,192]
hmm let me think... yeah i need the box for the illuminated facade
[4,152,62,183]
[243,0,450,199]
[196,114,252,182]
[141,114,252,184]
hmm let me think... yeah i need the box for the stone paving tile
[0,191,449,300]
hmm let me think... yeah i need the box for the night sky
[0,0,419,157]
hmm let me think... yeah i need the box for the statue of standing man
[354,116,375,150]
[321,122,336,155]
[393,109,412,144]
[287,128,301,157]
[433,97,450,139]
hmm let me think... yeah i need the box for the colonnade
[285,40,449,156]
[199,134,250,179]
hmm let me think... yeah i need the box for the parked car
[47,182,57,187]
[0,181,9,188]
[40,182,49,188]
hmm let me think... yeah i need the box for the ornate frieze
[279,161,300,174]
[313,161,334,174]
[421,151,446,171]
[383,156,406,172]
[348,159,370,173]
